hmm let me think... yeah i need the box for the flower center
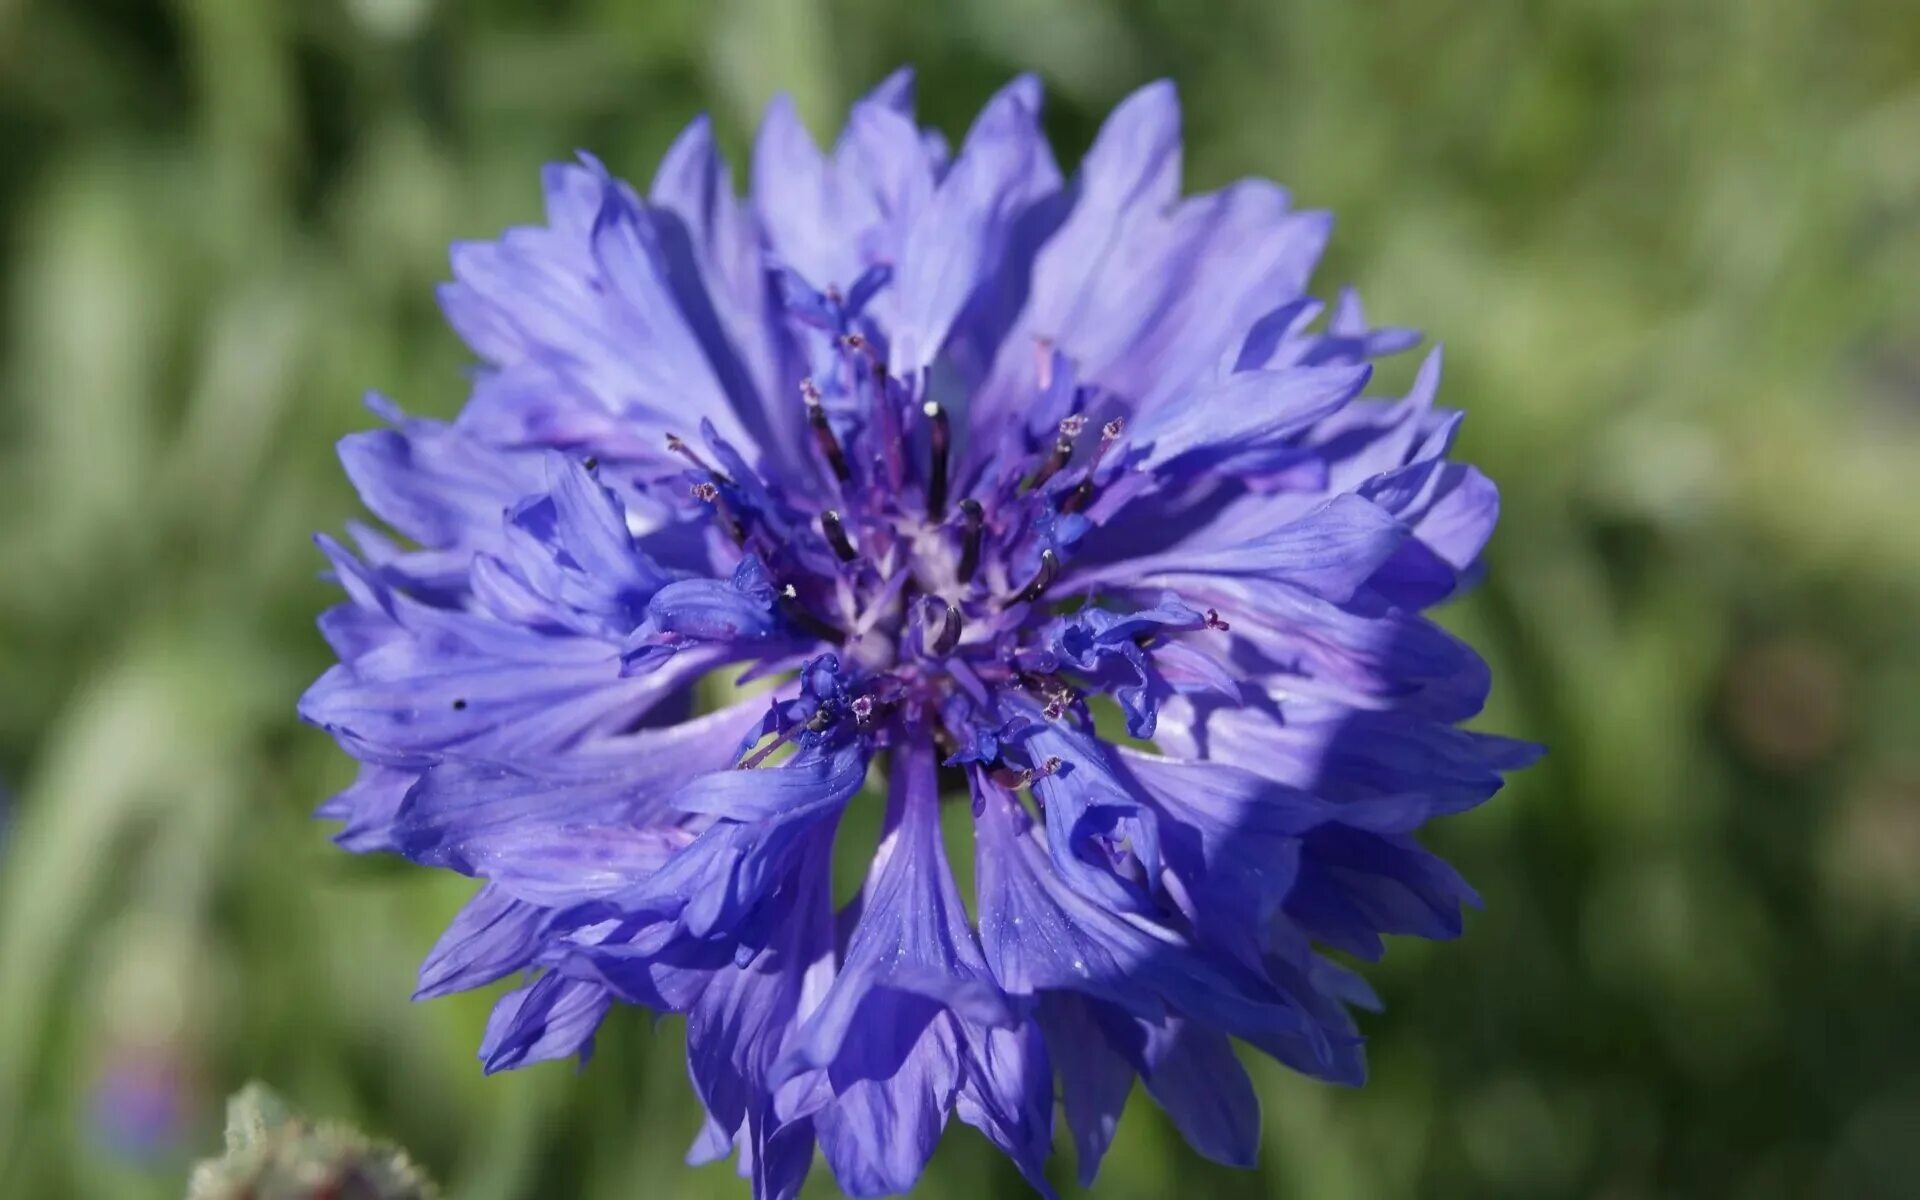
[670,319,1130,760]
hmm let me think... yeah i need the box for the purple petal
[1037,992,1136,1186]
[336,400,541,552]
[636,743,867,938]
[415,883,553,1000]
[686,833,836,1138]
[1127,363,1372,473]
[890,77,1060,372]
[1073,493,1412,603]
[479,972,612,1072]
[813,1016,960,1197]
[955,1020,1058,1198]
[776,734,1010,1087]
[1135,1019,1260,1167]
[972,776,1319,1054]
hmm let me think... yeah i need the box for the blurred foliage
[1,1,1917,1198]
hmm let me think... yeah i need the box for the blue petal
[1020,717,1164,914]
[1156,694,1541,814]
[1127,363,1371,473]
[964,79,1180,439]
[624,555,782,670]
[1074,492,1413,604]
[583,161,759,451]
[671,737,869,822]
[1361,460,1501,572]
[392,695,764,892]
[743,1106,816,1200]
[1286,827,1481,960]
[1019,79,1181,333]
[686,834,836,1139]
[336,399,541,553]
[299,567,710,764]
[479,971,612,1072]
[955,1020,1058,1198]
[1132,1017,1262,1168]
[813,1017,961,1197]
[776,736,1010,1091]
[1142,574,1494,721]
[890,76,1060,372]
[414,883,552,1000]
[753,95,859,291]
[313,762,412,852]
[1036,992,1135,1186]
[648,115,796,472]
[635,743,868,938]
[973,777,1321,1055]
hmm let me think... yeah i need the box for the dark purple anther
[929,600,963,656]
[1010,549,1059,606]
[821,510,857,562]
[779,582,846,645]
[802,380,851,483]
[924,401,951,520]
[1028,437,1074,491]
[956,498,984,584]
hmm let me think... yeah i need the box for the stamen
[990,764,1034,789]
[988,755,1064,791]
[666,433,727,481]
[956,498,984,584]
[820,510,858,562]
[1009,549,1059,606]
[801,379,851,483]
[738,717,810,769]
[851,695,875,724]
[924,400,951,520]
[779,582,847,645]
[690,480,746,543]
[1059,417,1122,515]
[1090,418,1124,469]
[855,338,905,491]
[1028,437,1074,491]
[1205,608,1231,631]
[929,601,963,656]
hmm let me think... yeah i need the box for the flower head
[302,70,1538,1198]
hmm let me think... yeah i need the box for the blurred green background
[2,1,1918,1197]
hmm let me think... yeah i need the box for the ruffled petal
[954,1020,1057,1198]
[414,883,552,1000]
[890,75,1060,373]
[479,971,612,1073]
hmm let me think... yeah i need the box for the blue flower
[302,70,1539,1199]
